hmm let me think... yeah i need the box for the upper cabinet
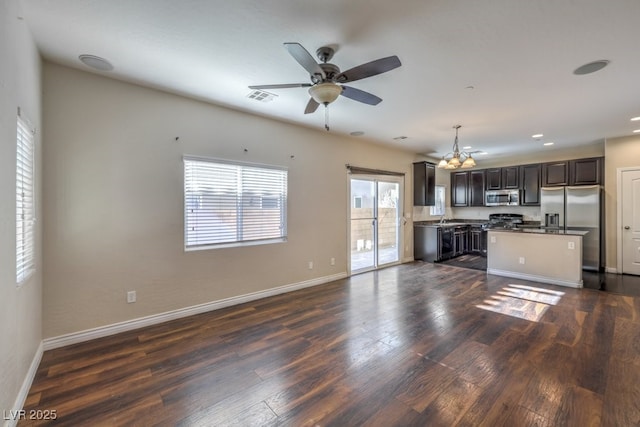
[486,168,502,190]
[449,156,601,208]
[413,161,436,206]
[542,161,569,186]
[570,157,603,186]
[451,170,485,207]
[502,166,520,189]
[451,171,469,207]
[486,166,519,190]
[520,163,541,206]
[542,157,603,186]
[469,170,486,206]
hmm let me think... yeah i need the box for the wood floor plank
[553,385,603,427]
[602,357,640,426]
[18,263,640,426]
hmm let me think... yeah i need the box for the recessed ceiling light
[631,117,640,122]
[573,60,610,75]
[633,129,640,133]
[544,142,554,146]
[477,151,488,155]
[532,134,543,139]
[350,131,365,136]
[78,54,113,71]
[462,146,472,150]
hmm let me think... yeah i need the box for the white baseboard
[487,268,583,289]
[43,272,348,351]
[605,267,618,274]
[4,342,43,427]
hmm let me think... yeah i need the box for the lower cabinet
[414,224,485,262]
[469,226,487,256]
[453,226,468,256]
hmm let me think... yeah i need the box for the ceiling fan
[249,43,401,130]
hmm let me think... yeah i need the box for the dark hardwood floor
[20,262,640,426]
[438,254,640,297]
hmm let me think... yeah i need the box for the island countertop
[490,228,589,236]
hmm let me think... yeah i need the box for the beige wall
[42,62,423,338]
[0,0,43,416]
[604,134,640,270]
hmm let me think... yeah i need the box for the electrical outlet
[330,257,335,266]
[490,236,496,243]
[568,241,575,250]
[127,291,136,303]
[308,261,313,270]
[519,257,525,265]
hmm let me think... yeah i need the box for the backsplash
[412,205,542,222]
[451,205,541,221]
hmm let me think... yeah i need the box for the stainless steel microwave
[485,189,520,206]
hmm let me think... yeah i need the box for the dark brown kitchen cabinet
[451,171,469,207]
[451,170,484,207]
[469,170,485,206]
[413,161,436,206]
[486,166,518,190]
[570,157,603,185]
[469,225,487,256]
[520,163,541,206]
[502,166,520,189]
[453,226,468,256]
[486,168,502,190]
[542,161,569,186]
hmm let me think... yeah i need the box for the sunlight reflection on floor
[476,284,565,322]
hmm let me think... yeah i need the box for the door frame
[347,173,404,275]
[616,166,640,273]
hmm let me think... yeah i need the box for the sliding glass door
[350,175,403,273]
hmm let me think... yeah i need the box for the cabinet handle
[624,226,630,230]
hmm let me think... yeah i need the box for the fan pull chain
[324,104,330,131]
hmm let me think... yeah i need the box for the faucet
[439,214,446,224]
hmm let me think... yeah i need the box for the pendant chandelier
[437,125,476,169]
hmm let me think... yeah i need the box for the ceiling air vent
[247,90,277,103]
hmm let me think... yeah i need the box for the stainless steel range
[483,213,524,230]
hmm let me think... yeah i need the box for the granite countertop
[414,220,486,227]
[488,228,589,236]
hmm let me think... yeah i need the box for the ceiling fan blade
[340,86,382,105]
[284,42,326,79]
[304,97,320,114]
[336,56,401,83]
[249,83,312,89]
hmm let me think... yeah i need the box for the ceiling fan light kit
[438,125,476,170]
[308,83,342,105]
[249,42,401,131]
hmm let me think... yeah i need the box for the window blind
[16,114,35,283]
[184,157,287,249]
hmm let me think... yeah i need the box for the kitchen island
[487,228,588,288]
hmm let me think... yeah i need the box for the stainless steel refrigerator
[540,185,603,271]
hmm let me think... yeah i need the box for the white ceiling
[19,0,640,160]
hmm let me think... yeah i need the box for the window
[430,185,445,216]
[16,112,35,284]
[184,156,287,250]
